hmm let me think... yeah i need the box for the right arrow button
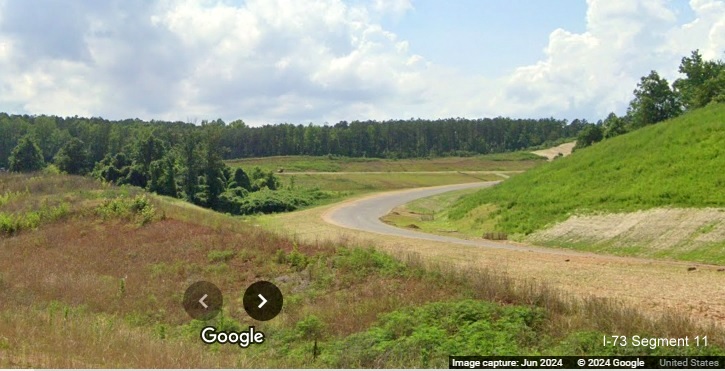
[243,281,283,321]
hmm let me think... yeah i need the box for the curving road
[322,181,592,257]
[315,182,725,325]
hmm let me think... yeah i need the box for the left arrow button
[183,281,222,320]
[199,294,209,309]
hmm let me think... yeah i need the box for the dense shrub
[95,195,157,226]
[237,189,328,214]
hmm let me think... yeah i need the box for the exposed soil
[528,207,725,251]
[531,141,576,160]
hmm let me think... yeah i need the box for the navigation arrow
[199,294,209,309]
[258,294,267,308]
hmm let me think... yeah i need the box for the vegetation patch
[95,195,158,226]
[327,300,545,368]
[0,202,69,236]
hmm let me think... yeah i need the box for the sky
[0,0,722,126]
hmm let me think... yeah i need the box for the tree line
[219,117,581,159]
[0,110,583,214]
[575,50,724,150]
[1,114,580,171]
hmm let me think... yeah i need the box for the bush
[0,203,69,236]
[333,247,407,279]
[207,249,236,263]
[237,189,321,214]
[96,195,157,226]
[328,300,545,368]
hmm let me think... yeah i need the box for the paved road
[323,181,593,257]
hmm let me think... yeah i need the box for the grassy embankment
[225,152,544,209]
[423,104,725,262]
[2,173,723,367]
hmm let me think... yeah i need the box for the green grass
[381,188,494,238]
[226,151,545,173]
[449,104,725,236]
[281,172,500,192]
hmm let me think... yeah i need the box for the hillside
[449,104,725,259]
[2,173,723,367]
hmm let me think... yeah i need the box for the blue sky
[383,1,589,77]
[0,0,721,125]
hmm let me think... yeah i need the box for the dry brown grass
[0,307,251,368]
[0,174,487,366]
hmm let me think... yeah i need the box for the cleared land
[528,208,725,263]
[226,151,545,173]
[530,141,576,160]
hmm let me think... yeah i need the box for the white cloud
[0,0,722,125]
[493,0,725,120]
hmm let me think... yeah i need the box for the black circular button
[243,281,283,321]
[183,281,223,320]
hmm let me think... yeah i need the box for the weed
[118,277,126,298]
[287,248,309,271]
[207,250,236,263]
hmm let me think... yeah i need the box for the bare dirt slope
[263,188,725,327]
[528,207,725,252]
[531,141,576,160]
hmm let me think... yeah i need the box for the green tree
[231,167,252,191]
[673,50,725,110]
[602,113,627,139]
[9,136,45,172]
[54,138,91,175]
[31,115,63,163]
[627,70,681,128]
[132,134,167,173]
[179,132,202,203]
[199,124,228,209]
[573,124,603,151]
[0,115,29,168]
[92,152,132,184]
[148,155,178,197]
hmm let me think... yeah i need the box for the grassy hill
[449,104,725,236]
[1,173,723,367]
